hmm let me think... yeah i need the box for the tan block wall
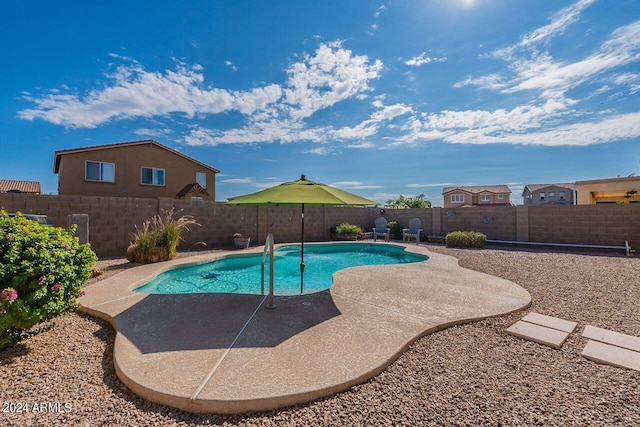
[1,193,638,257]
[528,204,640,245]
[439,206,518,240]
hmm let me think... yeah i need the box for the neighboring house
[442,185,512,208]
[522,183,574,206]
[575,176,640,204]
[54,139,219,200]
[0,179,41,194]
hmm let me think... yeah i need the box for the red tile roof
[0,179,41,194]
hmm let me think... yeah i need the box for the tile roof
[522,183,574,196]
[53,139,219,174]
[442,185,511,195]
[175,182,210,198]
[0,179,41,194]
[523,183,574,192]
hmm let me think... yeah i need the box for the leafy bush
[0,211,97,349]
[445,231,487,248]
[334,222,362,235]
[387,221,403,236]
[126,208,199,263]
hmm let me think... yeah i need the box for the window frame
[480,194,491,202]
[85,160,115,183]
[196,172,207,189]
[141,167,166,186]
[540,192,545,200]
[450,194,464,203]
[497,194,504,200]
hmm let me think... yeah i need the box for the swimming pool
[135,243,428,295]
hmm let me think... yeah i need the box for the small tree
[386,194,432,208]
[0,211,97,349]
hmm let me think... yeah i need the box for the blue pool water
[135,243,428,295]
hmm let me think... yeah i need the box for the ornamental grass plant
[126,208,199,263]
[0,211,97,349]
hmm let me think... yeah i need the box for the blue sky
[2,0,639,206]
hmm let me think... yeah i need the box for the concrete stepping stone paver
[580,325,640,371]
[507,319,571,349]
[581,340,640,372]
[521,312,577,333]
[582,325,640,352]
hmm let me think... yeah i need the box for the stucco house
[522,183,574,206]
[54,139,219,200]
[575,176,640,204]
[442,185,512,208]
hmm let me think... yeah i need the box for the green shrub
[0,211,97,349]
[334,222,362,235]
[445,231,487,248]
[387,221,402,236]
[126,208,199,263]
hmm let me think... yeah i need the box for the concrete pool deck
[79,242,531,414]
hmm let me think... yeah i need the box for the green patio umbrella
[227,175,377,293]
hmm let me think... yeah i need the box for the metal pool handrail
[261,233,276,309]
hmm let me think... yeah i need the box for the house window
[196,172,206,188]
[559,191,565,200]
[481,194,491,202]
[141,167,165,186]
[85,161,115,182]
[498,194,504,200]
[540,192,545,200]
[451,194,464,203]
[550,192,555,198]
[191,196,203,201]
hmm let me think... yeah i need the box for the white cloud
[404,52,447,67]
[334,103,412,140]
[491,0,597,60]
[406,183,455,188]
[502,21,640,97]
[282,41,383,120]
[18,41,382,138]
[330,181,383,189]
[133,127,172,138]
[304,146,331,155]
[613,72,640,94]
[425,8,640,148]
[221,178,253,184]
[225,60,238,71]
[346,141,375,149]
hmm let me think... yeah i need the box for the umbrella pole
[300,203,305,294]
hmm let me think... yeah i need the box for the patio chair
[402,218,422,245]
[373,217,390,242]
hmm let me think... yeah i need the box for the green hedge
[0,211,97,349]
[445,231,487,248]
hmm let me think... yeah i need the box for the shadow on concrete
[112,290,341,354]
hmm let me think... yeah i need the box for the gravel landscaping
[2,245,639,426]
